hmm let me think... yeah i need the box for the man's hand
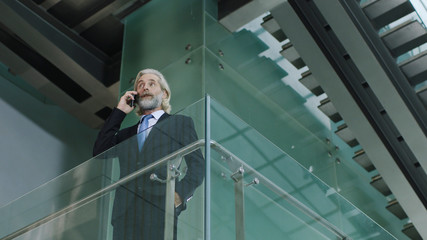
[174,192,182,207]
[117,91,138,114]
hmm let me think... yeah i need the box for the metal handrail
[0,139,205,240]
[1,139,349,240]
[210,140,350,240]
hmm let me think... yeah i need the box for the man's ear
[162,90,168,99]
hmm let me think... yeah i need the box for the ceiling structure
[0,0,149,128]
[1,0,427,239]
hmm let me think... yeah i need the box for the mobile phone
[129,94,139,107]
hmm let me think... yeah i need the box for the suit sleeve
[93,108,127,156]
[175,117,205,204]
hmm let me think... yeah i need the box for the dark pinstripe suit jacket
[93,108,205,220]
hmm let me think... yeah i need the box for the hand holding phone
[117,91,138,114]
[129,94,139,107]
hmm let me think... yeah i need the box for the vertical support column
[164,162,178,240]
[205,95,211,240]
[231,167,245,240]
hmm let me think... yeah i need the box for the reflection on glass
[0,98,398,240]
[0,100,206,240]
[208,97,397,240]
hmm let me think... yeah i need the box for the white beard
[137,92,163,110]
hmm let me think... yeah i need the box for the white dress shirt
[137,109,165,136]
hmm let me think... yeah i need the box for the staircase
[258,0,427,239]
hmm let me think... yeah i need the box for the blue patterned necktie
[137,114,153,151]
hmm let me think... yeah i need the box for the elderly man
[93,68,204,240]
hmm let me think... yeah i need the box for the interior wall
[0,69,98,207]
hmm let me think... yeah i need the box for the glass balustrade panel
[9,192,114,240]
[208,97,397,240]
[209,148,337,240]
[5,152,203,240]
[1,97,401,240]
[0,99,206,240]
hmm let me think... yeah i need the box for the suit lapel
[129,124,138,137]
[157,113,170,123]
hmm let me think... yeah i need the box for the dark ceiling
[0,0,150,128]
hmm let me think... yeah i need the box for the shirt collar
[140,109,165,122]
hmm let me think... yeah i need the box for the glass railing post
[230,166,245,240]
[205,95,211,240]
[163,157,183,240]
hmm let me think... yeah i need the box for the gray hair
[133,68,171,115]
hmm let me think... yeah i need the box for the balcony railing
[0,96,397,240]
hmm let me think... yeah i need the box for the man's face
[135,73,166,111]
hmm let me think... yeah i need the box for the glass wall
[0,99,206,240]
[119,0,408,239]
[208,97,399,239]
[0,97,397,240]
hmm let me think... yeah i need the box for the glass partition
[207,97,397,240]
[0,99,206,240]
[209,143,338,240]
[117,0,410,238]
[0,155,114,239]
[0,97,395,240]
[0,97,397,240]
[0,142,204,240]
